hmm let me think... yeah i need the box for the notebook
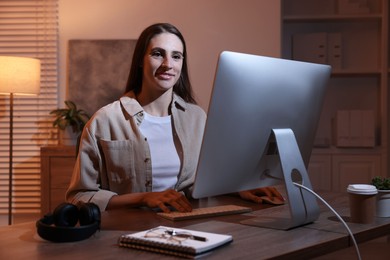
[118,226,233,258]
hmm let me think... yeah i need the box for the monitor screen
[191,51,331,229]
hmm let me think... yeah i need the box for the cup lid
[347,184,378,195]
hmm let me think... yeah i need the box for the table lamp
[0,56,41,225]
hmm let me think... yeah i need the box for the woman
[66,23,283,213]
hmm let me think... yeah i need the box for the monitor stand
[241,128,320,230]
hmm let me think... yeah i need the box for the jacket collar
[119,91,187,122]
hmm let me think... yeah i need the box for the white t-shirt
[139,112,180,191]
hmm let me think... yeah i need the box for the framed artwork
[67,39,137,117]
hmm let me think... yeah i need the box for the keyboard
[157,204,252,221]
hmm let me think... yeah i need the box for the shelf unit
[282,0,388,192]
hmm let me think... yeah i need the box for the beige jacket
[66,92,206,211]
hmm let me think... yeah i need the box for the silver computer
[192,51,331,229]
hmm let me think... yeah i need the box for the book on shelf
[118,225,233,258]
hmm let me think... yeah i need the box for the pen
[166,230,208,242]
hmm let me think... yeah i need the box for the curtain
[0,0,59,214]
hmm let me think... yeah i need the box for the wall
[58,0,281,111]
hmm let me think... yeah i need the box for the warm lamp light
[0,56,40,95]
[0,56,41,225]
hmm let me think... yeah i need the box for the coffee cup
[347,184,377,224]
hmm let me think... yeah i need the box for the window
[0,0,59,214]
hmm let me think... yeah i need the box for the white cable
[293,182,362,260]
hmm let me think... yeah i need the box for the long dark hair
[125,23,196,104]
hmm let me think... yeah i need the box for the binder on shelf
[328,33,342,69]
[335,110,350,147]
[335,110,375,148]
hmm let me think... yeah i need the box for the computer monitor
[191,51,331,230]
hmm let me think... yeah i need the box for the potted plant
[50,100,90,146]
[371,176,390,217]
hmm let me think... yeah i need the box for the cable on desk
[293,182,361,260]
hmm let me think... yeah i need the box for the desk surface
[1,192,390,259]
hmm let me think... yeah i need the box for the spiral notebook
[118,226,233,258]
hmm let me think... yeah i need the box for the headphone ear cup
[78,202,101,226]
[53,203,79,227]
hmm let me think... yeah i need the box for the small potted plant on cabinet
[50,100,90,146]
[371,176,390,217]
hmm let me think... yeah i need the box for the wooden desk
[1,193,390,259]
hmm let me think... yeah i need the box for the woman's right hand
[142,189,192,213]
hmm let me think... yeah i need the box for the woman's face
[142,32,184,95]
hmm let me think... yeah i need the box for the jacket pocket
[100,139,136,184]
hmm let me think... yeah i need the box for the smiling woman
[66,23,207,213]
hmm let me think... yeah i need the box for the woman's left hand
[238,186,284,204]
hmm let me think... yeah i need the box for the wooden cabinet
[283,0,389,190]
[40,146,76,215]
[308,150,381,192]
[332,153,381,192]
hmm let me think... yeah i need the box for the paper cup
[347,184,377,224]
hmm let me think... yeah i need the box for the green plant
[371,176,390,190]
[50,100,90,134]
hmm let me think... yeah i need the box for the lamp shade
[0,56,41,95]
